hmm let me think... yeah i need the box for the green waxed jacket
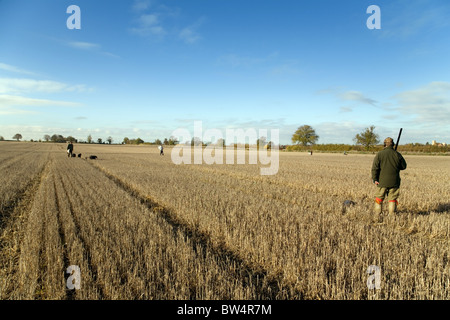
[371,146,407,188]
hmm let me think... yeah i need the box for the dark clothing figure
[372,145,407,188]
[371,140,407,214]
[159,145,164,156]
[67,142,74,158]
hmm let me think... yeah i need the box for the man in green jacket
[371,137,407,215]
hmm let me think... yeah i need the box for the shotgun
[395,128,403,151]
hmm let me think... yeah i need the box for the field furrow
[37,152,270,299]
[0,155,52,299]
[87,148,449,299]
[1,143,448,300]
[0,153,49,224]
[53,167,102,299]
[88,161,295,298]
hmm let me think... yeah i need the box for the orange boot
[374,197,383,214]
[388,200,398,215]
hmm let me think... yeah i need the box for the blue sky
[1,0,450,144]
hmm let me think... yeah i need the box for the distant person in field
[67,141,74,158]
[371,137,407,215]
[159,145,164,156]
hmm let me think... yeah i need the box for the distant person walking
[67,141,74,158]
[371,137,407,215]
[159,145,164,156]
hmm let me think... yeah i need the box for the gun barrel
[395,128,403,151]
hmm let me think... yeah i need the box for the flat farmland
[0,142,449,300]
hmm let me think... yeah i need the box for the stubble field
[0,141,448,300]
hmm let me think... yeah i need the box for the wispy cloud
[217,52,300,78]
[130,1,202,44]
[393,81,450,125]
[0,95,80,115]
[318,87,378,107]
[380,1,450,39]
[314,121,361,144]
[0,63,37,76]
[269,60,300,76]
[179,27,200,44]
[315,86,344,96]
[339,106,353,113]
[130,13,166,37]
[179,17,205,44]
[0,95,80,107]
[67,41,101,50]
[339,91,377,106]
[132,0,152,12]
[0,69,87,116]
[66,41,119,58]
[0,107,36,115]
[0,78,93,95]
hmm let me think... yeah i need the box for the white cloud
[179,17,205,44]
[339,91,377,106]
[131,11,167,37]
[131,14,166,37]
[139,13,159,27]
[67,41,101,50]
[132,0,152,12]
[0,124,175,143]
[0,78,92,95]
[130,2,202,43]
[179,27,201,44]
[0,95,80,108]
[313,121,360,144]
[394,81,450,125]
[0,63,36,76]
[0,95,80,115]
[380,2,450,39]
[0,108,36,115]
[317,87,378,107]
[66,41,119,58]
[0,65,88,117]
[217,53,298,76]
[339,106,353,113]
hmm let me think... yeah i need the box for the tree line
[2,128,448,154]
[291,124,380,150]
[289,125,449,153]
